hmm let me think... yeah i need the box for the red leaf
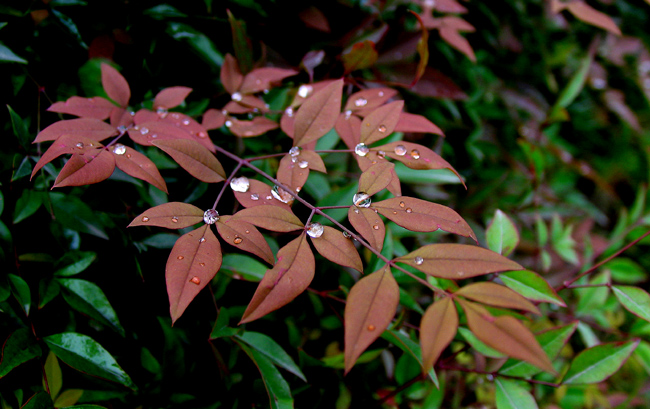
[358,162,395,196]
[455,282,540,315]
[232,179,292,211]
[396,243,523,280]
[34,118,117,143]
[240,234,314,323]
[54,149,116,188]
[360,101,404,145]
[374,197,476,239]
[111,144,168,193]
[167,224,222,324]
[152,139,225,183]
[48,96,115,120]
[298,6,331,33]
[348,207,385,252]
[153,86,193,109]
[430,0,467,13]
[240,67,299,94]
[344,88,398,112]
[231,206,303,232]
[101,63,130,107]
[395,112,444,135]
[128,202,204,229]
[202,108,226,130]
[342,40,379,74]
[157,112,214,153]
[221,54,244,95]
[128,121,195,146]
[439,25,476,62]
[293,79,343,146]
[335,112,362,150]
[31,134,105,178]
[281,108,296,138]
[309,226,363,272]
[566,1,621,35]
[344,266,399,373]
[110,107,134,129]
[277,154,310,193]
[216,216,275,265]
[421,297,458,372]
[227,116,279,138]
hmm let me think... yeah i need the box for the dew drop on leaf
[157,107,168,118]
[244,230,250,234]
[410,149,420,159]
[367,325,376,331]
[298,160,309,169]
[75,142,84,149]
[198,131,207,138]
[190,276,201,285]
[457,271,465,277]
[231,92,242,102]
[271,185,294,204]
[377,124,387,133]
[225,120,232,128]
[372,224,380,230]
[230,176,250,192]
[355,97,368,107]
[142,216,150,222]
[199,237,206,243]
[113,144,126,155]
[424,0,436,7]
[306,222,324,238]
[344,110,352,119]
[354,143,369,157]
[171,216,179,223]
[250,193,259,201]
[405,208,412,213]
[285,107,294,117]
[140,127,149,135]
[377,151,386,159]
[399,201,405,208]
[298,84,313,98]
[177,255,184,260]
[353,192,372,208]
[289,146,301,157]
[266,195,273,200]
[394,145,407,156]
[203,209,220,224]
[414,256,424,265]
[233,237,243,244]
[199,262,205,266]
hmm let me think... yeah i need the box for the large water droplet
[75,142,84,149]
[171,216,179,223]
[225,120,232,128]
[285,107,294,117]
[231,92,242,102]
[298,160,309,169]
[394,145,407,156]
[354,143,369,157]
[298,84,313,98]
[306,222,324,238]
[414,256,424,265]
[140,127,149,135]
[289,146,300,157]
[230,176,250,192]
[250,193,259,201]
[113,144,126,155]
[410,149,420,160]
[157,107,168,118]
[353,192,372,208]
[354,97,368,107]
[203,209,220,224]
[190,276,201,285]
[142,216,150,222]
[233,237,243,244]
[271,185,294,204]
[377,124,387,133]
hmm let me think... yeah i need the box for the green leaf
[21,391,53,409]
[486,209,519,257]
[458,327,506,358]
[43,351,62,400]
[605,258,647,284]
[612,286,650,323]
[50,8,87,49]
[39,279,60,309]
[382,329,438,387]
[0,43,27,64]
[220,254,267,281]
[633,340,650,376]
[13,190,43,224]
[238,343,293,409]
[165,22,223,69]
[8,274,31,315]
[562,339,639,384]
[7,105,30,148]
[55,252,97,277]
[209,307,239,339]
[499,270,566,307]
[12,155,32,181]
[227,10,253,74]
[495,378,538,409]
[43,333,136,389]
[550,215,579,265]
[0,328,42,378]
[549,52,592,120]
[50,193,108,240]
[236,331,306,381]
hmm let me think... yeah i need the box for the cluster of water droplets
[354,97,367,107]
[231,92,243,102]
[230,176,250,193]
[306,222,324,238]
[203,209,220,224]
[353,192,372,208]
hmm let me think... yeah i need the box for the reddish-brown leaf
[231,95,270,112]
[277,154,310,193]
[455,282,540,315]
[374,197,476,240]
[54,149,115,188]
[360,101,404,145]
[344,266,399,373]
[240,67,299,94]
[342,40,379,74]
[112,145,168,193]
[410,10,429,86]
[101,63,130,107]
[298,6,331,33]
[31,134,104,178]
[231,206,303,232]
[133,109,159,124]
[421,297,458,372]
[344,88,398,112]
[221,54,243,94]
[232,179,292,211]
[358,162,395,196]
[110,107,133,129]
[293,79,343,146]
[128,121,195,146]
[300,149,327,172]
[152,139,225,183]
[223,101,255,115]
[153,86,193,109]
[240,234,314,323]
[167,224,222,324]
[34,118,117,143]
[202,109,226,130]
[439,26,476,62]
[395,112,444,135]
[458,299,555,373]
[396,244,523,280]
[348,207,385,252]
[566,1,621,35]
[128,202,204,229]
[431,0,467,13]
[280,108,296,138]
[227,117,279,138]
[48,96,115,120]
[335,112,362,150]
[309,226,363,272]
[216,215,275,265]
[156,113,214,153]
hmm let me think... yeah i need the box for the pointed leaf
[335,112,362,150]
[359,101,403,145]
[456,282,540,315]
[358,162,395,196]
[128,120,192,146]
[612,286,650,323]
[101,64,130,107]
[562,339,639,384]
[0,328,42,378]
[43,332,135,389]
[238,343,293,409]
[486,209,520,257]
[394,112,444,135]
[58,278,124,336]
[232,179,291,211]
[236,331,306,381]
[240,67,298,94]
[240,234,314,323]
[221,54,243,94]
[54,149,116,188]
[34,118,117,143]
[348,206,385,252]
[566,1,621,35]
[53,390,84,407]
[128,202,204,229]
[31,135,105,178]
[344,266,399,373]
[153,139,225,183]
[293,79,343,146]
[374,197,476,240]
[458,326,506,358]
[112,145,168,193]
[167,225,222,324]
[232,206,303,232]
[21,392,53,409]
[216,216,275,265]
[495,378,539,409]
[48,97,115,120]
[153,86,192,109]
[309,226,363,272]
[228,116,279,138]
[344,88,398,112]
[43,351,62,399]
[500,270,566,307]
[342,40,378,74]
[202,108,226,130]
[277,154,310,193]
[382,329,438,386]
[412,11,429,85]
[420,297,458,372]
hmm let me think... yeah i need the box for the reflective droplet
[182,119,190,126]
[367,325,376,331]
[394,145,407,156]
[177,255,184,260]
[250,193,259,201]
[203,209,220,224]
[266,195,273,200]
[392,211,397,215]
[343,231,352,238]
[142,216,149,222]
[285,107,294,117]
[399,201,405,208]
[457,271,465,277]
[197,131,207,138]
[353,208,359,213]
[295,186,302,192]
[75,142,84,149]
[424,0,436,8]
[378,91,384,97]
[117,125,127,133]
[230,176,250,193]
[129,111,136,116]
[157,107,168,118]
[344,110,352,119]
[377,150,386,159]
[233,237,243,244]
[377,124,387,133]
[410,149,420,160]
[151,134,158,138]
[298,84,313,98]
[405,208,412,213]
[353,192,372,208]
[298,160,309,169]
[245,230,250,234]
[190,276,201,285]
[271,185,294,204]
[231,92,242,102]
[113,144,126,155]
[372,224,379,230]
[414,256,424,265]
[199,262,205,266]
[354,97,368,107]
[289,146,300,157]
[354,143,369,157]
[225,120,232,127]
[199,237,206,243]
[140,127,149,135]
[306,222,324,238]
[171,216,179,223]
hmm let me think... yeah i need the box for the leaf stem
[213,162,242,210]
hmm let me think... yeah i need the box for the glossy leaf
[34,119,116,143]
[152,139,225,183]
[240,234,314,323]
[359,101,403,145]
[277,154,310,192]
[112,146,168,193]
[238,343,293,409]
[232,179,291,211]
[420,297,458,372]
[358,162,394,196]
[9,273,31,315]
[342,40,378,74]
[612,286,650,323]
[293,79,343,146]
[232,206,303,232]
[499,270,566,307]
[344,88,397,112]
[309,226,363,272]
[486,209,519,257]
[562,339,639,384]
[58,278,125,336]
[221,54,243,94]
[0,328,42,378]
[455,282,540,315]
[344,266,399,373]
[43,332,135,389]
[128,202,204,229]
[54,149,116,188]
[236,331,306,381]
[167,224,222,324]
[48,96,115,120]
[216,216,274,264]
[348,206,385,252]
[495,378,538,409]
[100,63,130,107]
[394,112,444,135]
[153,86,192,109]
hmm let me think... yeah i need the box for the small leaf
[232,206,304,232]
[236,331,306,381]
[0,328,42,378]
[34,118,117,143]
[420,297,458,372]
[9,273,31,315]
[499,270,566,307]
[220,54,243,94]
[202,108,226,130]
[238,343,293,409]
[394,112,444,135]
[293,79,343,146]
[128,202,204,229]
[358,162,395,196]
[562,339,639,384]
[216,216,275,265]
[228,116,279,138]
[153,139,225,183]
[58,278,125,336]
[342,40,378,74]
[240,234,314,323]
[153,86,192,109]
[359,101,403,145]
[43,351,62,400]
[309,226,363,272]
[612,286,650,323]
[47,96,115,120]
[32,135,105,178]
[348,206,385,252]
[43,332,135,389]
[240,67,298,94]
[565,1,621,35]
[344,266,399,373]
[495,378,539,409]
[486,209,519,257]
[54,149,116,188]
[100,63,130,107]
[8,105,31,148]
[410,10,429,85]
[167,225,222,324]
[455,282,540,315]
[227,10,253,74]
[112,146,168,193]
[276,154,310,193]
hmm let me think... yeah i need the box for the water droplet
[140,127,149,135]
[353,208,359,214]
[231,92,242,102]
[405,208,412,213]
[198,131,207,138]
[298,84,313,98]
[203,209,219,224]
[271,185,294,204]
[354,143,369,157]
[172,113,180,119]
[378,91,384,97]
[199,237,206,243]
[199,262,205,266]
[151,134,158,138]
[414,256,424,265]
[142,216,150,222]
[221,109,228,115]
[392,211,397,215]
[177,255,184,260]
[233,237,243,244]
[354,97,368,107]
[367,325,376,331]
[344,110,352,119]
[372,224,379,230]
[266,195,273,200]
[377,124,387,133]
[129,111,136,116]
[295,186,302,192]
[171,216,179,223]
[117,125,127,133]
[353,192,372,208]
[306,222,324,238]
[410,149,420,160]
[285,107,294,117]
[263,89,269,94]
[377,150,386,159]
[157,107,168,118]
[457,271,465,277]
[182,119,190,126]
[190,276,201,285]
[289,146,300,157]
[394,145,407,156]
[250,193,259,201]
[230,176,250,192]
[126,154,131,158]
[225,120,232,127]
[75,142,84,149]
[343,231,352,238]
[113,144,126,155]
[245,230,250,234]
[298,160,309,169]
[424,0,436,7]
